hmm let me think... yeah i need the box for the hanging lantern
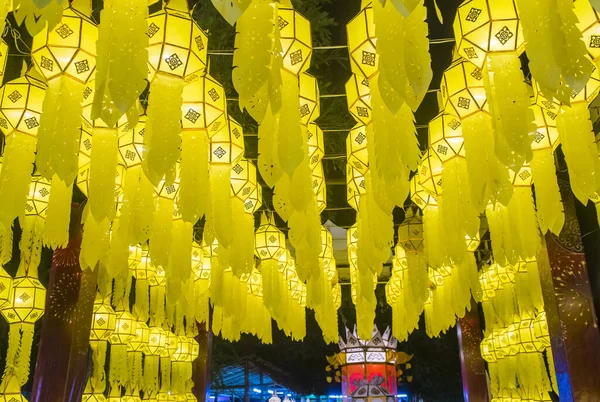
[307,123,324,169]
[346,3,377,79]
[576,0,600,67]
[0,69,46,238]
[144,326,167,399]
[299,73,320,125]
[345,75,372,126]
[244,182,262,214]
[346,124,369,174]
[277,5,312,75]
[32,6,97,186]
[419,149,443,198]
[231,158,258,203]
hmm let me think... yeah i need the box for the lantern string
[207,37,455,55]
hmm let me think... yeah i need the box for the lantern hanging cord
[208,38,455,56]
[3,19,32,55]
[226,89,438,103]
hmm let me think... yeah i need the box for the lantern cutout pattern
[108,309,137,397]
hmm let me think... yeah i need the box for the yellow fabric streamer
[93,0,147,126]
[17,215,45,276]
[166,220,193,302]
[232,0,282,123]
[0,133,36,230]
[150,197,174,270]
[143,74,184,186]
[209,163,234,248]
[557,102,600,203]
[89,128,119,223]
[483,52,535,166]
[230,198,255,277]
[530,149,565,235]
[133,171,155,244]
[516,0,593,101]
[80,206,111,270]
[36,75,84,183]
[42,174,72,248]
[180,130,209,224]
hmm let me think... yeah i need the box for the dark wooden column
[30,232,98,402]
[536,179,600,402]
[193,320,214,402]
[456,299,489,402]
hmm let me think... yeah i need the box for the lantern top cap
[338,325,397,351]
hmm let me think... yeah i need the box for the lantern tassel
[89,341,108,392]
[0,323,23,387]
[93,0,148,126]
[133,170,155,244]
[143,74,184,186]
[17,215,45,277]
[43,174,72,249]
[258,104,283,187]
[36,75,84,183]
[143,355,160,398]
[149,285,166,327]
[530,148,565,235]
[557,102,600,203]
[180,130,209,224]
[209,163,234,248]
[0,133,36,230]
[80,206,111,271]
[150,197,174,270]
[423,206,445,269]
[133,279,150,325]
[230,198,255,277]
[89,128,119,223]
[483,52,535,167]
[277,71,304,176]
[166,220,193,302]
[109,344,129,391]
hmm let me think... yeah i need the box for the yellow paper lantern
[209,117,245,165]
[255,214,286,260]
[509,164,533,188]
[453,0,524,68]
[164,331,179,358]
[306,123,324,169]
[345,74,372,125]
[1,276,46,324]
[533,312,551,348]
[244,179,263,214]
[346,3,377,78]
[181,74,227,132]
[117,116,147,168]
[530,101,560,153]
[0,40,8,82]
[277,6,313,75]
[575,0,600,65]
[397,210,424,252]
[110,311,137,345]
[419,149,443,198]
[82,393,107,402]
[410,175,437,211]
[231,158,258,201]
[439,57,488,118]
[129,321,150,352]
[0,70,46,136]
[480,334,497,363]
[145,326,168,356]
[346,165,366,211]
[146,2,208,81]
[298,73,320,125]
[428,111,465,162]
[172,336,191,362]
[31,7,97,83]
[346,124,369,174]
[90,296,117,342]
[312,162,326,211]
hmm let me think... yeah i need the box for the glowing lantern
[0,269,12,309]
[90,296,117,342]
[345,74,371,125]
[346,165,366,211]
[117,116,146,168]
[0,40,8,80]
[0,69,46,234]
[532,312,550,348]
[181,74,226,132]
[298,73,320,125]
[397,210,424,253]
[575,0,600,65]
[129,321,150,352]
[306,123,324,169]
[277,6,312,75]
[146,0,208,81]
[346,3,377,78]
[453,0,524,68]
[418,149,443,198]
[347,124,369,174]
[144,326,167,399]
[231,158,258,201]
[428,112,465,162]
[439,57,487,118]
[244,183,262,214]
[32,6,97,186]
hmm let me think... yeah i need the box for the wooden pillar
[456,299,489,402]
[536,179,600,402]
[193,320,214,402]
[30,232,98,402]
